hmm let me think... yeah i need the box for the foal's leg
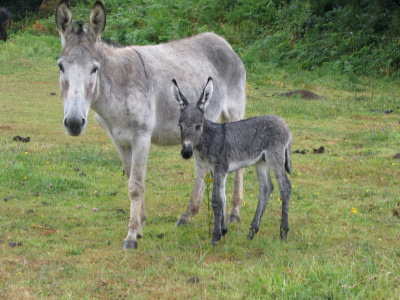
[211,171,228,244]
[248,162,274,239]
[176,154,208,226]
[122,134,152,250]
[274,168,292,240]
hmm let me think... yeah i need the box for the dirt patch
[13,136,30,142]
[276,89,324,100]
[351,115,373,120]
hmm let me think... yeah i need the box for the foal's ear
[171,79,189,110]
[89,1,106,41]
[197,77,213,111]
[56,0,73,47]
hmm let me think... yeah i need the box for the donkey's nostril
[181,149,192,159]
[63,117,85,136]
[181,146,193,159]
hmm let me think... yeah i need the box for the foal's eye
[195,124,201,131]
[90,66,98,75]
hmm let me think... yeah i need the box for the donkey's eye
[58,63,64,74]
[90,66,98,75]
[195,124,201,131]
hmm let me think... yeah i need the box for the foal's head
[56,0,105,136]
[171,78,214,159]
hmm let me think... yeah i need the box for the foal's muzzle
[181,142,193,159]
[64,116,86,136]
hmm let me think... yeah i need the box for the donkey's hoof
[122,240,138,250]
[175,213,189,226]
[228,214,240,223]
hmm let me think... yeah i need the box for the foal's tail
[285,142,292,174]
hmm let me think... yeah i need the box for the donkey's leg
[248,162,274,239]
[176,154,208,226]
[222,106,245,223]
[220,173,228,237]
[96,114,132,178]
[211,171,228,244]
[229,168,244,223]
[274,168,292,241]
[122,134,152,250]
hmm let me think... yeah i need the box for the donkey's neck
[91,43,150,116]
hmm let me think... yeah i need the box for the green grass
[1,34,399,299]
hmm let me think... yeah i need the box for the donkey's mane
[102,38,122,48]
[69,21,121,48]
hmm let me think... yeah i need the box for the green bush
[9,0,400,77]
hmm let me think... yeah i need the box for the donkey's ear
[56,0,73,47]
[89,1,106,41]
[197,77,213,111]
[171,79,189,110]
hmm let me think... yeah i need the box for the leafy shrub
[8,0,400,77]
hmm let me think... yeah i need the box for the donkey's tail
[285,142,292,174]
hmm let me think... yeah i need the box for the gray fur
[172,78,292,244]
[55,1,246,249]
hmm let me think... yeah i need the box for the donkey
[172,78,292,244]
[0,7,12,42]
[55,1,246,249]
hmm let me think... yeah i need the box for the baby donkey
[171,78,292,244]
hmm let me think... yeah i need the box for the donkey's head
[56,0,105,136]
[171,78,214,159]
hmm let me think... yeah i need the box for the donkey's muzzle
[181,143,193,159]
[64,117,86,136]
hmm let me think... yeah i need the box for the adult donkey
[55,0,246,249]
[0,7,12,42]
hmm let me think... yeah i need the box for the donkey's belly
[151,126,181,146]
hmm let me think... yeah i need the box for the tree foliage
[1,0,43,21]
[8,0,400,76]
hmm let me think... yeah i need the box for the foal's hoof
[211,234,222,246]
[247,228,257,240]
[222,227,228,236]
[122,240,138,250]
[228,214,240,223]
[175,213,189,226]
[280,227,289,241]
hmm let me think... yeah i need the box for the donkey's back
[135,32,246,145]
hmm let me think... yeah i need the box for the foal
[172,78,292,244]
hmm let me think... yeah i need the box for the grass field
[1,34,399,299]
